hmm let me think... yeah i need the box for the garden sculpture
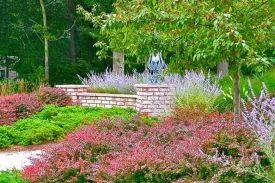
[147,52,167,84]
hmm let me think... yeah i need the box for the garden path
[0,150,42,171]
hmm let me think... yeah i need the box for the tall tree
[68,0,77,63]
[40,0,49,82]
[82,0,275,122]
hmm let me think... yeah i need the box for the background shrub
[0,94,43,125]
[36,87,73,107]
[216,68,275,112]
[0,79,43,97]
[0,87,72,125]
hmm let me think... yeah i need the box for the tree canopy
[0,0,115,84]
[80,0,275,122]
[83,0,274,68]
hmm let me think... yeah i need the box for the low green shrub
[0,126,14,148]
[0,105,137,148]
[0,170,29,183]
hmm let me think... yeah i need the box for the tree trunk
[5,60,9,79]
[40,0,49,83]
[113,52,124,74]
[233,69,241,123]
[217,61,229,78]
[68,0,77,63]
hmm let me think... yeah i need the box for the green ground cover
[0,171,29,183]
[0,105,138,148]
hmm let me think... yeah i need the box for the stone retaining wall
[135,84,172,116]
[56,84,173,116]
[55,85,89,103]
[77,93,137,109]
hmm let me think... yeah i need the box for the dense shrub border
[21,109,261,183]
[0,87,72,125]
[0,105,141,148]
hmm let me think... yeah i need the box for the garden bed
[0,105,137,149]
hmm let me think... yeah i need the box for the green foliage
[174,89,219,112]
[216,67,275,112]
[83,0,274,69]
[0,105,137,148]
[0,0,117,85]
[171,71,221,112]
[219,170,264,183]
[0,126,14,148]
[0,170,29,183]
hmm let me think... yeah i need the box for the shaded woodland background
[0,0,146,84]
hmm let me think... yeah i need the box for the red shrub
[36,87,73,107]
[0,94,42,125]
[0,87,72,125]
[21,111,254,182]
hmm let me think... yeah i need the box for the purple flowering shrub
[78,70,139,94]
[241,81,275,182]
[79,70,221,112]
[203,82,275,182]
[165,71,221,112]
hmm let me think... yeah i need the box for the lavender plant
[78,69,139,94]
[200,81,275,182]
[165,70,221,112]
[241,81,275,182]
[79,70,221,111]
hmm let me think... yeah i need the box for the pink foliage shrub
[21,110,255,182]
[36,87,73,107]
[0,94,42,125]
[0,87,72,125]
